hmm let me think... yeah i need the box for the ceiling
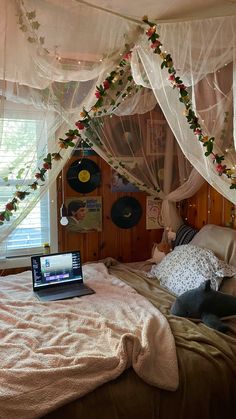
[75,0,236,22]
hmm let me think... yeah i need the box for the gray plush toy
[170,280,236,333]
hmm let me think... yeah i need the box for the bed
[1,224,236,419]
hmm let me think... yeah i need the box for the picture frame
[146,119,167,156]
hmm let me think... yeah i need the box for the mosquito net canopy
[0,0,235,249]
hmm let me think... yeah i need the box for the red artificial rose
[43,162,51,170]
[151,40,161,49]
[75,121,85,130]
[178,84,186,90]
[0,214,5,221]
[123,52,132,60]
[103,80,110,90]
[35,173,41,179]
[95,91,101,99]
[216,164,226,174]
[6,202,13,211]
[146,27,156,37]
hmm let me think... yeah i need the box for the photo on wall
[65,196,102,233]
[146,197,163,229]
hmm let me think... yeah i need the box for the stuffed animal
[150,241,171,263]
[156,242,171,254]
[170,280,236,333]
[166,227,176,243]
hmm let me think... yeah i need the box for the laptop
[31,250,95,301]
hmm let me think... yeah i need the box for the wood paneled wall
[181,182,236,230]
[3,170,235,276]
[58,154,163,263]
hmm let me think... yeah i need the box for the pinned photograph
[65,196,102,233]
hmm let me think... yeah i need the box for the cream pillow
[220,275,236,297]
[190,224,236,267]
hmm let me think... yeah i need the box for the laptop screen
[31,251,83,290]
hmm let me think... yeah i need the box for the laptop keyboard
[35,283,94,301]
[37,283,85,296]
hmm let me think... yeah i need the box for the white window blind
[0,109,51,257]
[6,196,50,256]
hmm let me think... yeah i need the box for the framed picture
[146,197,163,229]
[146,119,167,156]
[65,196,102,233]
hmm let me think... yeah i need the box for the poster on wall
[111,159,142,192]
[72,140,97,157]
[65,196,102,233]
[146,197,163,229]
[111,169,140,192]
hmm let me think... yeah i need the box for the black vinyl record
[66,158,101,193]
[111,196,142,229]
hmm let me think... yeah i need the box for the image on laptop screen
[32,251,83,289]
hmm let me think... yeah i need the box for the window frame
[0,183,58,270]
[0,106,58,270]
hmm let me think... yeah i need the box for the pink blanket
[0,263,178,418]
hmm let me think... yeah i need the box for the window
[0,104,57,264]
[5,195,50,256]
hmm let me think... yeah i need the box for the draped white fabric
[0,0,236,249]
[132,16,236,204]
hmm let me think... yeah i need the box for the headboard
[190,224,236,268]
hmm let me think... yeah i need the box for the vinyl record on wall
[111,196,142,229]
[66,158,101,193]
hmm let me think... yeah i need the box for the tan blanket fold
[0,263,178,419]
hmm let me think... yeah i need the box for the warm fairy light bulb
[60,204,68,226]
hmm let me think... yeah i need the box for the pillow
[150,244,236,296]
[172,223,198,248]
[190,224,236,267]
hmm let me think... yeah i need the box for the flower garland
[1,16,235,227]
[142,16,236,190]
[17,1,49,54]
[0,51,141,225]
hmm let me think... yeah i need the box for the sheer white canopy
[0,0,236,251]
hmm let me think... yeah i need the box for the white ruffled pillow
[150,244,236,296]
